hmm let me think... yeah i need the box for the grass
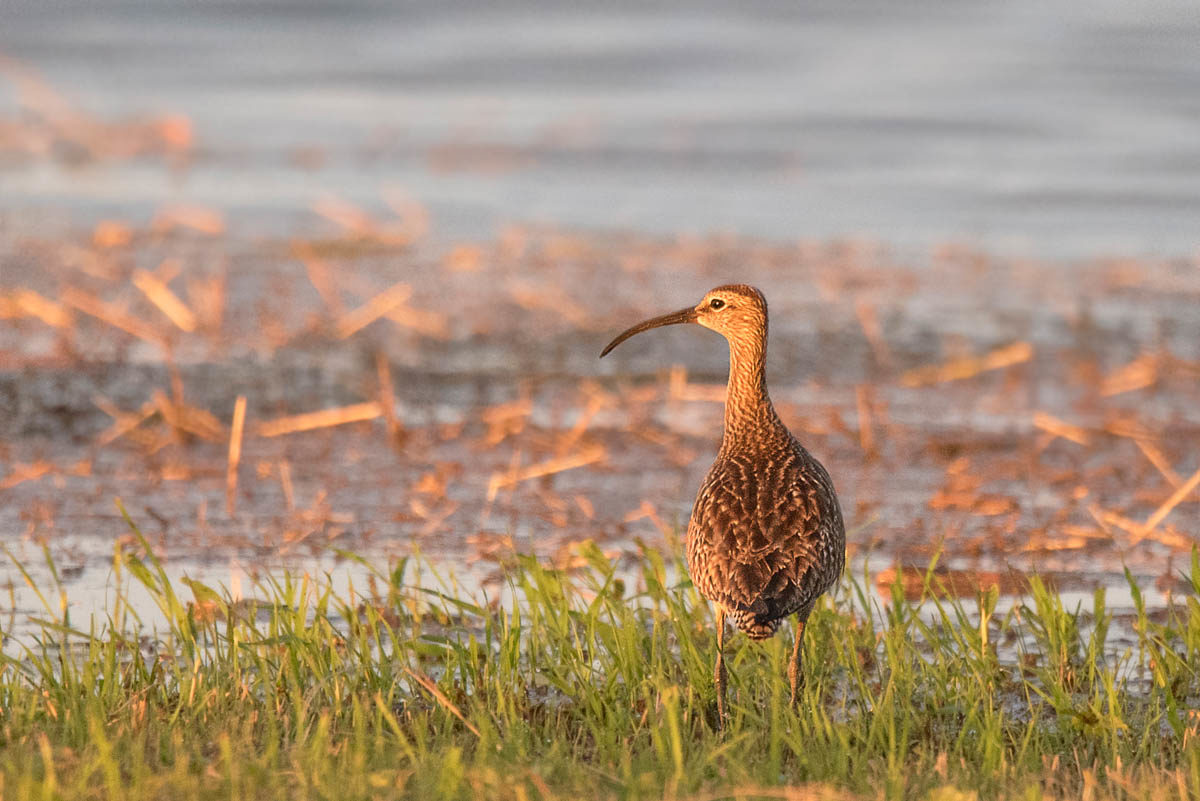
[1,509,1198,801]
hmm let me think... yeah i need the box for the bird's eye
[709,298,725,310]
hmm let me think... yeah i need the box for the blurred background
[3,0,1199,254]
[1,0,1198,635]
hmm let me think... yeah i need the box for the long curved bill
[599,307,697,358]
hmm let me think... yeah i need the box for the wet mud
[2,223,1198,645]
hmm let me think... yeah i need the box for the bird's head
[599,284,767,357]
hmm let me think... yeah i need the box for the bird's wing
[687,448,842,619]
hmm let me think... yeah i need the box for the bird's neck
[720,335,781,448]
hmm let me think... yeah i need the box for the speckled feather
[681,284,845,640]
[686,431,844,639]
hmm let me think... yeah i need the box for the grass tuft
[1,514,1198,800]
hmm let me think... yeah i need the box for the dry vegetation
[1,57,1199,801]
[2,197,1198,608]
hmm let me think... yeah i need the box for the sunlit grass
[1,508,1198,801]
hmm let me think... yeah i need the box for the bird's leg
[714,607,728,728]
[788,617,806,704]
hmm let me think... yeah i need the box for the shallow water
[1,1,1198,649]
[2,0,1199,257]
[2,226,1197,648]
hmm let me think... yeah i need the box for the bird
[600,284,845,725]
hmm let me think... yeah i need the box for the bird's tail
[728,608,780,640]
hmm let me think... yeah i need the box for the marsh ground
[1,3,1199,797]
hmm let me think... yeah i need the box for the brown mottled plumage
[601,284,845,726]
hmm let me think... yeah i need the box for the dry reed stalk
[168,362,185,405]
[578,378,618,406]
[623,499,673,539]
[1025,519,1113,550]
[401,667,481,738]
[466,531,517,565]
[381,190,430,244]
[295,244,345,318]
[667,365,726,403]
[875,566,1039,601]
[312,195,378,238]
[480,447,525,520]
[94,399,157,446]
[60,286,168,348]
[0,460,55,490]
[93,220,134,248]
[486,444,606,502]
[481,397,533,445]
[826,408,855,442]
[508,281,590,326]
[1102,417,1158,441]
[1,290,72,327]
[1145,524,1195,551]
[225,395,247,517]
[574,494,595,519]
[335,282,412,339]
[278,493,353,553]
[186,272,226,333]
[622,384,663,407]
[1166,354,1200,380]
[855,384,876,456]
[278,460,295,510]
[0,54,80,123]
[900,341,1033,387]
[132,267,198,332]
[555,395,605,455]
[535,486,569,519]
[150,204,225,235]
[414,468,450,499]
[315,194,420,244]
[57,244,118,281]
[1133,438,1183,488]
[5,56,194,161]
[154,114,194,157]
[255,401,382,437]
[1088,505,1143,538]
[154,258,182,284]
[375,352,403,444]
[854,300,893,368]
[1101,352,1158,396]
[151,390,226,442]
[1132,465,1200,545]
[971,495,1019,516]
[1021,532,1100,552]
[443,243,484,272]
[1058,524,1113,542]
[552,540,620,571]
[418,500,458,537]
[132,428,171,452]
[665,365,686,401]
[385,305,451,338]
[1032,411,1091,446]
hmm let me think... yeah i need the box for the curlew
[600,284,845,725]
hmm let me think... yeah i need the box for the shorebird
[600,284,845,724]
